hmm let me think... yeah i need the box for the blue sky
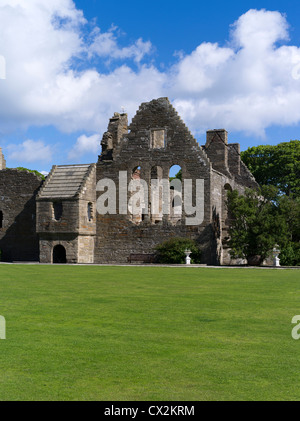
[0,0,300,174]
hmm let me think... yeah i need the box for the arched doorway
[53,245,67,264]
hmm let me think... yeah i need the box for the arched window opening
[53,245,67,264]
[132,166,141,180]
[150,166,163,224]
[53,202,63,221]
[129,166,147,224]
[169,165,182,181]
[169,165,182,224]
[224,183,232,192]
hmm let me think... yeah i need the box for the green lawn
[0,264,299,401]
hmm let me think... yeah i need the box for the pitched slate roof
[37,164,93,199]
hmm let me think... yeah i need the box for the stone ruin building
[0,98,258,265]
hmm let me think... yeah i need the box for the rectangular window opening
[150,129,166,149]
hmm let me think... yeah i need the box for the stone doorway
[53,245,67,264]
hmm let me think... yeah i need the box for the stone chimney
[100,112,128,160]
[0,147,6,170]
[205,129,229,173]
[107,112,128,149]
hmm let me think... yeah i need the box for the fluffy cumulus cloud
[0,1,300,147]
[172,9,300,136]
[0,0,163,139]
[7,139,53,163]
[88,26,153,63]
[68,133,101,160]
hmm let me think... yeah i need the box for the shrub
[279,243,300,266]
[155,237,202,264]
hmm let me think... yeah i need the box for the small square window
[150,129,166,149]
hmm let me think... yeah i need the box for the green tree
[226,186,287,265]
[155,237,201,264]
[15,167,45,180]
[241,141,300,196]
[169,168,182,182]
[277,194,300,266]
[241,140,300,265]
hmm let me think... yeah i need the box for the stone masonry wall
[95,98,216,264]
[37,164,96,263]
[39,233,79,263]
[205,129,229,174]
[78,164,96,237]
[0,169,43,261]
[36,199,80,234]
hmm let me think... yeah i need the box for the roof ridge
[37,163,95,199]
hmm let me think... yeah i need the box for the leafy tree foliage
[169,168,182,182]
[156,237,201,264]
[238,140,300,265]
[227,186,300,266]
[241,141,300,196]
[15,167,45,180]
[227,186,287,265]
[276,194,300,266]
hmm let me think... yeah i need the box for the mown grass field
[0,264,299,401]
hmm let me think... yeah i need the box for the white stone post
[273,246,281,267]
[184,249,191,265]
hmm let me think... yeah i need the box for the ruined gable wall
[237,161,259,189]
[95,98,216,264]
[204,131,258,190]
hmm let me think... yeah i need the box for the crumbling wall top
[0,147,6,170]
[100,113,128,160]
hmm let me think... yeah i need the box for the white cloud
[68,133,101,160]
[231,9,289,50]
[0,0,161,135]
[89,26,152,63]
[0,2,299,142]
[170,42,234,94]
[7,139,53,163]
[171,9,300,136]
